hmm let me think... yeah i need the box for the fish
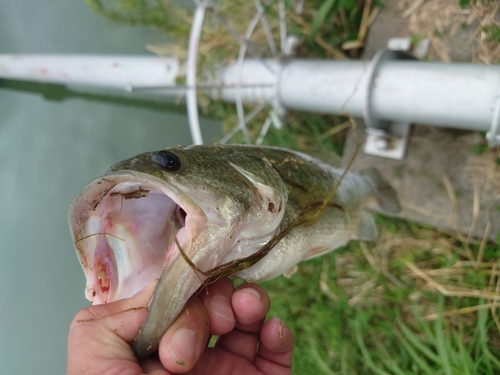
[68,144,400,359]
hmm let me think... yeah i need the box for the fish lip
[69,170,207,305]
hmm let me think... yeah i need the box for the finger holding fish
[198,277,236,335]
[69,277,273,374]
[215,284,270,361]
[189,284,293,375]
[156,296,210,372]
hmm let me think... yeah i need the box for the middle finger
[157,297,210,373]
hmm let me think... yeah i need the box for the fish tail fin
[360,168,401,214]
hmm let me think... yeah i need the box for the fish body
[69,144,400,359]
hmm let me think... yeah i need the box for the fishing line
[75,232,125,243]
[168,218,206,283]
[309,116,360,223]
[76,306,148,323]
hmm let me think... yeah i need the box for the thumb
[70,280,157,343]
[68,280,157,375]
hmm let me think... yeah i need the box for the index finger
[232,283,270,333]
[214,283,270,363]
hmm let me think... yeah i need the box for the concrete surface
[342,0,499,241]
[343,123,499,240]
[365,0,479,62]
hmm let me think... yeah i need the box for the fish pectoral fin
[228,153,287,197]
[229,158,288,218]
[283,265,298,278]
[360,168,401,214]
[302,245,334,261]
[358,212,378,241]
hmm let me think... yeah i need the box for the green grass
[470,143,489,155]
[206,104,348,154]
[459,0,471,9]
[484,24,500,44]
[85,0,191,37]
[259,216,500,374]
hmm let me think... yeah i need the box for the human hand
[68,278,294,374]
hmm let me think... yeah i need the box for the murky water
[0,1,220,373]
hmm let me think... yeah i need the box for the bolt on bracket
[363,37,429,160]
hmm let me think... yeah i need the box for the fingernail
[210,295,235,322]
[240,287,261,301]
[168,328,197,365]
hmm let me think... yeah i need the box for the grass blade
[392,322,436,375]
[396,315,440,365]
[453,330,472,375]
[308,339,338,375]
[380,358,409,375]
[310,0,336,39]
[354,311,392,375]
[435,294,453,375]
[477,299,500,369]
[374,340,413,375]
[412,303,436,342]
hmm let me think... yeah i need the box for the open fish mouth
[69,173,205,305]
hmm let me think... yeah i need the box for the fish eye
[152,150,182,172]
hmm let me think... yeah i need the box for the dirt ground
[401,0,499,63]
[365,0,500,63]
[345,0,500,240]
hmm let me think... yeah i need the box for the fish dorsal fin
[300,149,342,167]
[360,168,401,214]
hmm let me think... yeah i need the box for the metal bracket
[364,122,412,160]
[486,84,500,148]
[363,48,414,159]
[363,38,429,160]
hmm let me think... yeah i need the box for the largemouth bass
[69,144,400,359]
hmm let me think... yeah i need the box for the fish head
[69,145,287,358]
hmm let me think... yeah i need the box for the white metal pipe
[215,59,281,103]
[278,60,367,117]
[0,55,179,91]
[370,61,500,129]
[216,58,500,134]
[3,53,500,145]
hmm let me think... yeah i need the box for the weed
[484,24,500,43]
[261,217,500,374]
[471,143,489,155]
[433,28,447,38]
[459,0,471,9]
